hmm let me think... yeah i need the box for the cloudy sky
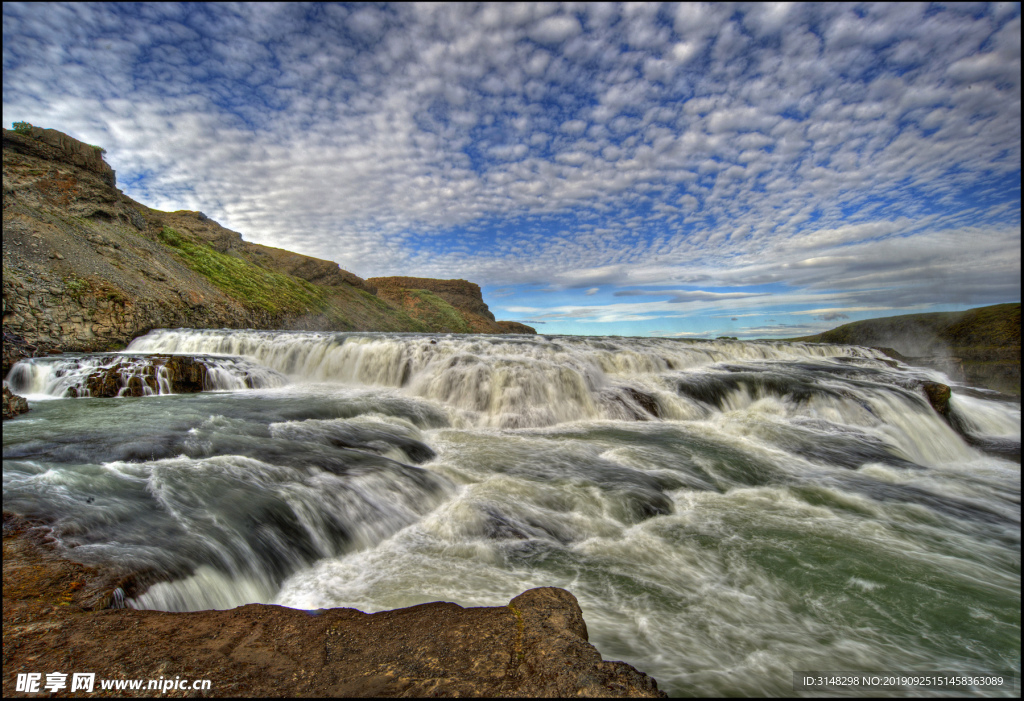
[3,2,1020,338]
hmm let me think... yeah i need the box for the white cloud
[1,1,1017,322]
[529,14,582,45]
[670,41,702,65]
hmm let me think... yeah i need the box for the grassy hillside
[791,303,1020,395]
[367,286,474,333]
[155,226,435,332]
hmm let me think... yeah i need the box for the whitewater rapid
[3,329,1019,696]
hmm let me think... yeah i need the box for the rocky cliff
[3,518,664,697]
[2,126,533,374]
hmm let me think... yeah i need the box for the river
[4,329,1020,696]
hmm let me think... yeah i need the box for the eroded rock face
[2,127,536,375]
[248,242,378,294]
[6,126,116,187]
[2,383,29,419]
[507,587,665,697]
[2,521,666,698]
[369,277,495,320]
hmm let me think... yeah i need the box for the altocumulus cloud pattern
[2,2,1020,337]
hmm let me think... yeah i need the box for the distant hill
[2,126,533,373]
[790,303,1020,395]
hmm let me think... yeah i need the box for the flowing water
[4,329,1020,696]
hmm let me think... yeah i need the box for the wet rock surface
[81,355,209,398]
[3,518,665,698]
[2,383,29,419]
[923,381,953,417]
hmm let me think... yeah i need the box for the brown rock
[2,125,535,377]
[248,242,377,294]
[81,355,210,397]
[369,276,496,320]
[496,320,537,334]
[5,126,115,187]
[922,381,952,417]
[2,384,29,419]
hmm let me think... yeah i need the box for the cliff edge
[369,276,536,334]
[2,126,530,374]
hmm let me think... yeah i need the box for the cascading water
[3,329,1019,696]
[6,351,287,398]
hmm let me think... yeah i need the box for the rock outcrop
[496,320,538,334]
[77,355,210,398]
[7,126,116,188]
[922,381,953,418]
[2,127,533,374]
[3,519,665,697]
[247,242,377,294]
[2,383,29,419]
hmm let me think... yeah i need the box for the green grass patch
[407,289,472,333]
[158,227,334,318]
[159,226,183,246]
[63,276,90,299]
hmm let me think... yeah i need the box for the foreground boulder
[2,521,665,697]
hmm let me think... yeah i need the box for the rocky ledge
[2,519,664,697]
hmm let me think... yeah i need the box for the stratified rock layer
[2,521,664,697]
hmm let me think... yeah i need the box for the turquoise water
[4,330,1020,696]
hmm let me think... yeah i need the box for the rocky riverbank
[2,516,664,698]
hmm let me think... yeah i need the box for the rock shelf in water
[2,519,665,697]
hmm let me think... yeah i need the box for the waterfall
[5,352,288,399]
[3,328,1019,697]
[115,328,913,430]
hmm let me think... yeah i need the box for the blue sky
[3,2,1020,338]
